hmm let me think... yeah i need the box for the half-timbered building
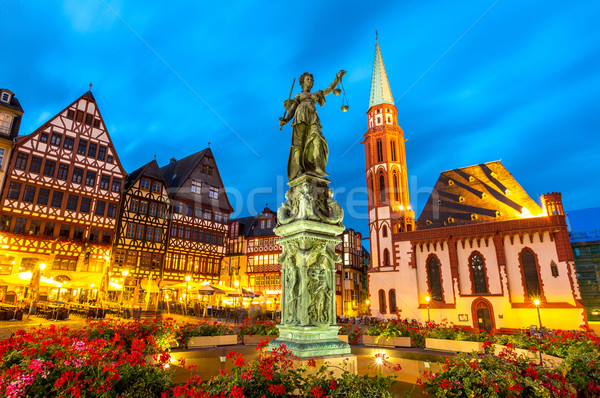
[0,89,24,200]
[365,39,584,331]
[224,206,350,313]
[160,148,233,294]
[112,159,171,304]
[0,90,125,297]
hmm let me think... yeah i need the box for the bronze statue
[279,70,346,181]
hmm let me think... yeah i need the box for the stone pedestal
[293,354,357,377]
[268,174,351,358]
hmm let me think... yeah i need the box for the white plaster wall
[415,242,454,304]
[504,232,576,304]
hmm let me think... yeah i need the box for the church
[365,40,584,332]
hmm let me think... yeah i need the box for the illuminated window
[0,113,12,134]
[521,249,541,298]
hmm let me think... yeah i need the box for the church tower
[364,39,414,270]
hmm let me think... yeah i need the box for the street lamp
[534,299,543,329]
[425,296,431,322]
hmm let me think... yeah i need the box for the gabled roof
[160,149,208,189]
[369,41,395,109]
[416,161,543,229]
[231,206,277,238]
[160,148,233,212]
[125,159,166,191]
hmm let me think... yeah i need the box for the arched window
[382,225,388,238]
[521,249,541,298]
[389,289,397,313]
[392,171,400,202]
[470,253,488,294]
[376,140,383,162]
[383,249,390,266]
[379,172,385,203]
[427,256,443,301]
[378,289,387,313]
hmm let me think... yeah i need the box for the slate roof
[416,161,543,229]
[125,159,166,191]
[0,89,24,113]
[160,148,233,212]
[231,207,277,238]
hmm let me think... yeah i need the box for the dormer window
[1,91,11,103]
[0,114,12,134]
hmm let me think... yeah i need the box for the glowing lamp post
[534,299,543,329]
[425,296,431,322]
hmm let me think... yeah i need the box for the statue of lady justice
[279,70,346,181]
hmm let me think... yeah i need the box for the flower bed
[170,341,399,397]
[177,320,235,349]
[420,343,576,397]
[0,324,174,397]
[364,319,426,348]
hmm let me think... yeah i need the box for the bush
[420,344,575,397]
[169,341,397,397]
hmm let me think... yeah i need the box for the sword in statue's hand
[280,78,295,131]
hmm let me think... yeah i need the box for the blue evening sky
[2,1,599,237]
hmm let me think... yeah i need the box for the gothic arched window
[382,225,388,238]
[393,171,400,202]
[470,253,488,294]
[379,289,387,313]
[389,289,397,313]
[383,249,390,266]
[376,140,383,162]
[521,249,541,299]
[427,256,443,301]
[379,172,385,203]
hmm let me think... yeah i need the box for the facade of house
[159,149,233,299]
[365,40,584,331]
[0,90,126,298]
[111,160,172,304]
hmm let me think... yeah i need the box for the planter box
[426,338,485,353]
[188,334,238,348]
[363,335,411,348]
[242,335,277,345]
[338,335,349,343]
[494,344,539,361]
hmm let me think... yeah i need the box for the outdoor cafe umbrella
[0,272,61,288]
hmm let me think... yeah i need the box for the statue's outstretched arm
[321,70,346,96]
